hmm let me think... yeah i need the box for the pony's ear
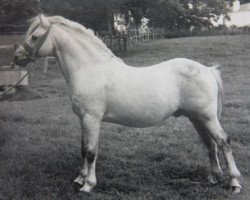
[39,14,50,28]
[27,16,36,24]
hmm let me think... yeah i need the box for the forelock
[25,16,42,39]
[48,16,67,25]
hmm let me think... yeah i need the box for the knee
[222,135,231,147]
[209,141,217,153]
[226,136,231,145]
[216,135,231,152]
[86,145,96,163]
[81,146,86,158]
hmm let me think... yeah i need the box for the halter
[23,24,52,59]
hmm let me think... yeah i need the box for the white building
[114,13,127,32]
[114,12,149,33]
[213,1,250,27]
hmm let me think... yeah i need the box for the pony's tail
[210,66,224,119]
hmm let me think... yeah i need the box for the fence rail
[100,28,165,52]
[164,27,250,38]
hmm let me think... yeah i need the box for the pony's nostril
[13,55,20,64]
[13,54,33,66]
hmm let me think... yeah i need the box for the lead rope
[0,62,35,99]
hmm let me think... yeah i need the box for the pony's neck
[52,25,118,86]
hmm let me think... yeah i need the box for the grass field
[0,35,250,200]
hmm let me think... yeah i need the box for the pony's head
[14,14,54,66]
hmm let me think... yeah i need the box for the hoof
[79,184,92,193]
[230,178,242,194]
[207,174,217,184]
[231,186,241,194]
[73,175,84,186]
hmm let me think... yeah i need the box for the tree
[144,0,186,30]
[239,0,250,3]
[120,0,151,28]
[0,0,41,25]
[0,0,234,33]
[140,0,232,31]
[184,0,231,29]
[41,0,129,35]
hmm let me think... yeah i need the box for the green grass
[0,35,250,200]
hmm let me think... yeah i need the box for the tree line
[0,0,249,34]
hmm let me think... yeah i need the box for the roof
[239,3,250,12]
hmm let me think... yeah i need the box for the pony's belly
[102,107,175,127]
[103,86,180,127]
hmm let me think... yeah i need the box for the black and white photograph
[0,0,249,199]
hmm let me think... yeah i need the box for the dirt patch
[0,86,44,101]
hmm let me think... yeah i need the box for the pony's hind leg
[203,116,242,193]
[189,118,223,184]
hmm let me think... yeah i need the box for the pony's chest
[69,83,106,116]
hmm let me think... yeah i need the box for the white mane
[28,15,123,63]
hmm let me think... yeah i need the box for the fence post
[118,36,122,51]
[43,57,49,73]
[123,36,127,51]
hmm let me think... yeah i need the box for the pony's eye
[31,35,38,42]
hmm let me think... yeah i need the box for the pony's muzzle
[13,46,34,67]
[13,54,32,67]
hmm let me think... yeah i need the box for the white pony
[14,14,242,193]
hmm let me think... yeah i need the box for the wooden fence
[100,28,165,52]
[101,27,250,52]
[164,27,250,38]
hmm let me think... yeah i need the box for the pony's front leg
[74,119,88,186]
[78,114,100,193]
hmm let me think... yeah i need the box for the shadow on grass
[0,86,44,101]
[95,151,231,199]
